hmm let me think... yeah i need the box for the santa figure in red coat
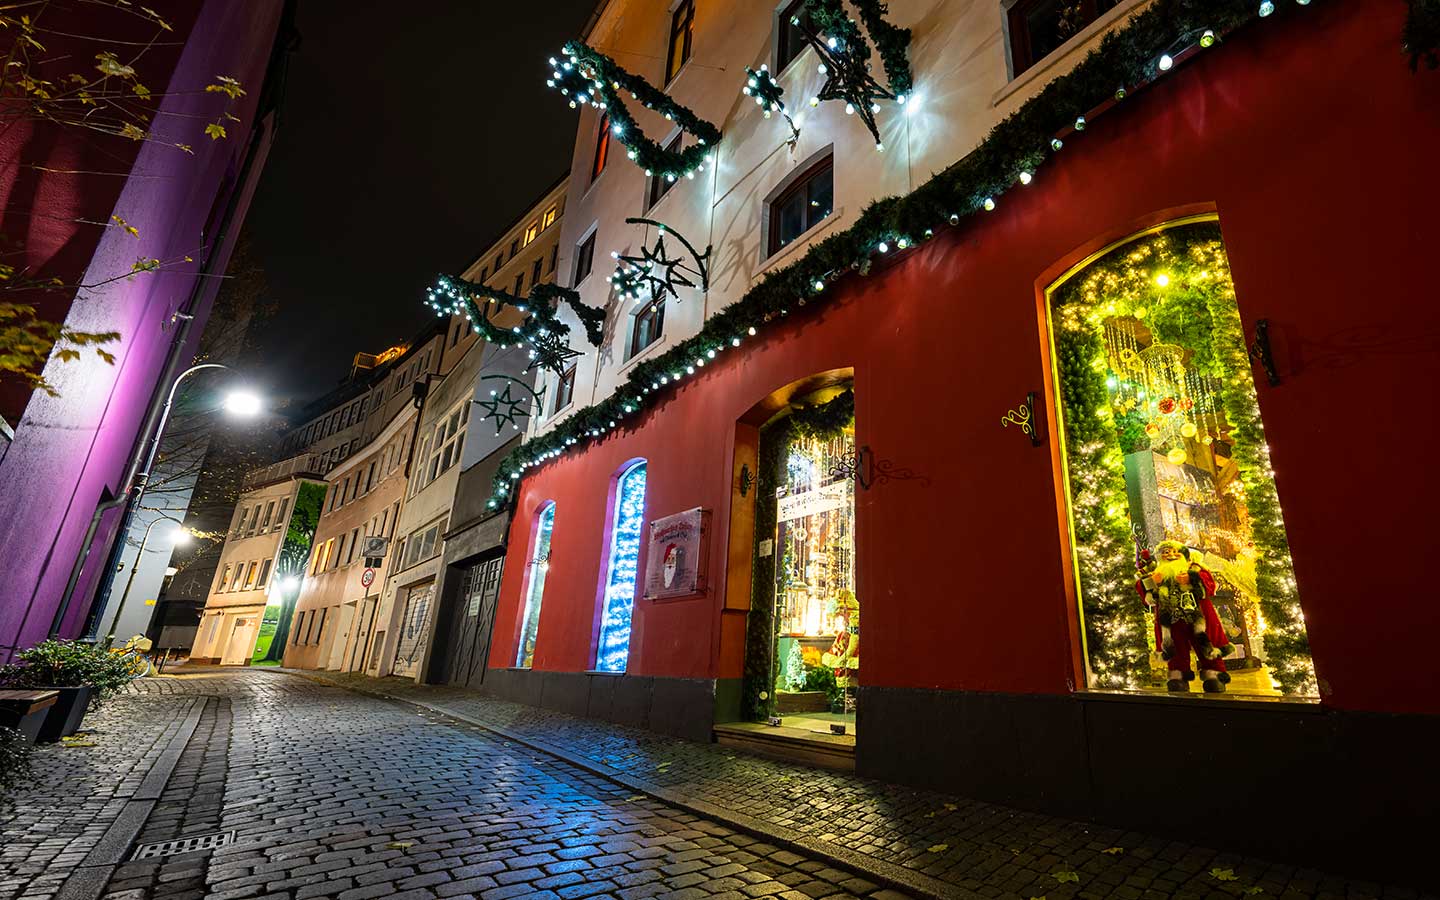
[1136,540,1234,693]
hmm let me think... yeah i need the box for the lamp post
[106,515,190,645]
[53,363,263,639]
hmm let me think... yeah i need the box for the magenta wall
[0,0,286,659]
[487,2,1440,717]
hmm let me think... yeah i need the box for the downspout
[52,121,270,640]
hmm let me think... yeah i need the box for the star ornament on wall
[612,217,712,305]
[476,383,531,436]
[525,330,584,376]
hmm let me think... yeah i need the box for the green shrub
[802,664,843,711]
[0,639,136,704]
[0,726,32,807]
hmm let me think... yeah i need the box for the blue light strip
[515,502,555,668]
[595,462,647,673]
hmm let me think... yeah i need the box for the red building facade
[470,3,1437,882]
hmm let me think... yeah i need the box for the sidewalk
[285,669,1429,900]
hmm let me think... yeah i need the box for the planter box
[36,686,93,743]
[0,690,59,744]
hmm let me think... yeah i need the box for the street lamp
[54,363,264,639]
[106,515,190,645]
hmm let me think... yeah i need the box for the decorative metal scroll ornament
[827,446,930,490]
[797,0,914,147]
[608,217,712,304]
[738,463,754,497]
[473,375,547,436]
[1001,392,1043,447]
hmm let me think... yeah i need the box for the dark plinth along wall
[859,687,1440,888]
[479,668,717,743]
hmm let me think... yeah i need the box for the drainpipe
[51,119,269,640]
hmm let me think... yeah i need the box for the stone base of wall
[859,686,1438,887]
[479,668,716,743]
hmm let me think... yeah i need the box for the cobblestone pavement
[111,670,907,900]
[3,669,1431,900]
[0,692,199,900]
[292,671,1434,900]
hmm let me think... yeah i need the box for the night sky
[244,0,599,413]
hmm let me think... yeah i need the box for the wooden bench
[0,690,59,744]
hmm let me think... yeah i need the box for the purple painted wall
[0,0,288,659]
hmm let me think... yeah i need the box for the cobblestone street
[0,669,1431,900]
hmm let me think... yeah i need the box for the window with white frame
[404,517,449,568]
[418,402,468,490]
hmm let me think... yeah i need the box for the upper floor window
[1008,0,1123,76]
[515,502,556,668]
[532,257,544,287]
[479,266,489,283]
[768,155,833,256]
[542,206,558,230]
[523,222,539,246]
[494,252,503,272]
[418,401,468,491]
[574,232,597,284]
[629,297,665,360]
[510,238,520,259]
[592,114,611,182]
[777,0,814,71]
[553,366,576,415]
[596,461,647,673]
[273,498,289,531]
[548,243,558,274]
[514,272,525,296]
[648,134,683,208]
[666,0,695,83]
[403,516,448,568]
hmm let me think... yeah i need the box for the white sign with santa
[643,507,710,601]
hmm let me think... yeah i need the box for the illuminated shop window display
[595,461,647,673]
[516,502,555,668]
[1048,221,1315,697]
[771,409,859,728]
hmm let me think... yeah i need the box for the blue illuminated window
[595,461,647,673]
[515,502,555,668]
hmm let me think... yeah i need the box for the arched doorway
[732,373,860,752]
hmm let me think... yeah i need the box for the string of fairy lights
[474,0,1333,520]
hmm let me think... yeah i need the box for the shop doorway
[741,383,858,742]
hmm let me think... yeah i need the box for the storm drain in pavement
[130,829,235,860]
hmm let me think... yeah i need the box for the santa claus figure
[1136,540,1234,693]
[821,590,859,691]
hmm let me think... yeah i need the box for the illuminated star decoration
[798,0,910,148]
[608,217,711,304]
[475,378,541,436]
[525,330,584,376]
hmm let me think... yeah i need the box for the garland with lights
[799,0,909,146]
[1406,0,1440,69]
[1053,223,1314,695]
[846,0,914,98]
[547,41,722,181]
[744,389,855,719]
[742,65,786,117]
[481,0,1371,514]
[426,277,605,376]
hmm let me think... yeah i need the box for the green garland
[1052,223,1314,695]
[742,65,785,116]
[743,389,855,720]
[548,42,722,180]
[427,277,605,350]
[1405,0,1440,69]
[846,0,914,97]
[483,0,1345,511]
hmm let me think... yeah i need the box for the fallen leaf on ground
[1102,847,1125,855]
[1052,871,1080,884]
[62,741,96,748]
[1210,868,1240,882]
[386,841,414,851]
[1245,888,1265,896]
[927,843,949,854]
[625,795,645,802]
[944,802,958,811]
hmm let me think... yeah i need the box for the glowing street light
[222,389,263,417]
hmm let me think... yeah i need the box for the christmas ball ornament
[1202,435,1215,445]
[1158,397,1177,414]
[1181,422,1198,438]
[1167,447,1188,465]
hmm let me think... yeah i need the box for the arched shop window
[1047,219,1315,698]
[515,502,556,668]
[595,461,648,673]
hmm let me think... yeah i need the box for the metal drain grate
[131,830,235,860]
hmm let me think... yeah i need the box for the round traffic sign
[361,567,375,587]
